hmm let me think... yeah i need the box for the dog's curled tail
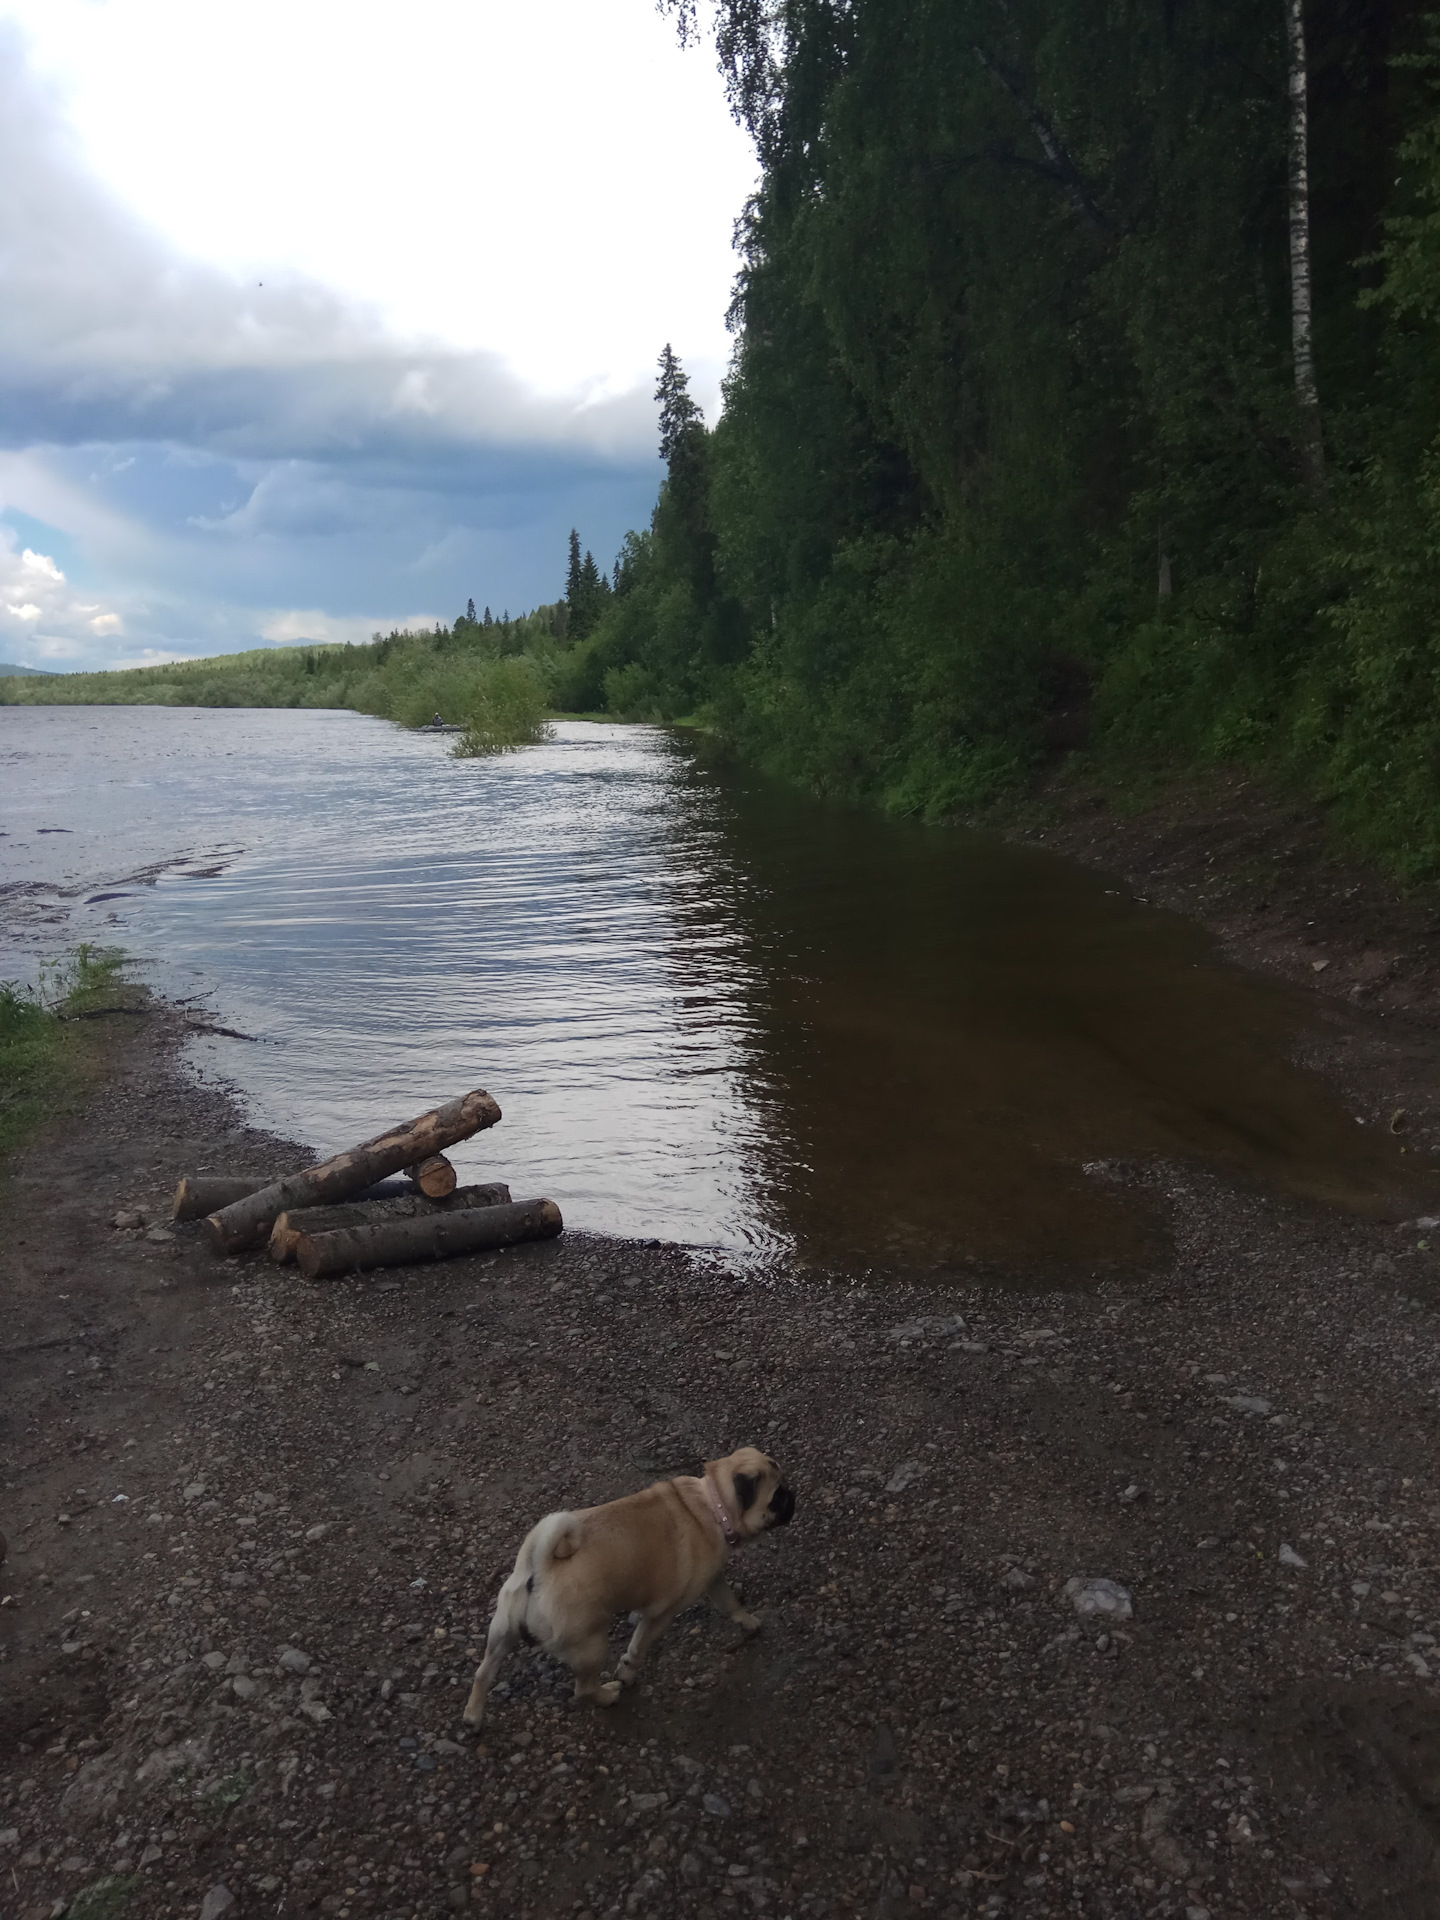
[527,1509,582,1570]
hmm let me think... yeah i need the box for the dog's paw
[736,1610,762,1634]
[596,1680,622,1707]
[461,1705,485,1729]
[615,1660,638,1687]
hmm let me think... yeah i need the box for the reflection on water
[0,705,1416,1274]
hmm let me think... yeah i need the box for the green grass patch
[68,1875,142,1920]
[0,945,140,1158]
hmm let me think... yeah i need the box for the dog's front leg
[706,1574,761,1634]
[615,1605,682,1687]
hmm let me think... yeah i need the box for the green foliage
[0,612,569,738]
[1,946,135,1156]
[68,1876,142,1920]
[449,657,554,756]
[559,0,1440,870]
[565,529,611,643]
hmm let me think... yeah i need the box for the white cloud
[0,0,753,405]
[0,15,722,671]
[0,525,123,651]
[258,609,430,648]
[19,546,63,582]
[108,646,199,669]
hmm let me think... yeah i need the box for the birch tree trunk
[1286,0,1327,495]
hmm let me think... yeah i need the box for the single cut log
[204,1089,502,1254]
[173,1175,268,1223]
[267,1182,511,1264]
[294,1196,562,1279]
[406,1154,457,1198]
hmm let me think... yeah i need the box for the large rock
[59,1749,131,1833]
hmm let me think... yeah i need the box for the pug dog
[462,1446,795,1726]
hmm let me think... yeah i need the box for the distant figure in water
[433,712,443,726]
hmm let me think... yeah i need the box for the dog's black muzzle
[768,1483,796,1527]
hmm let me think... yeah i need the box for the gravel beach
[3,991,1440,1920]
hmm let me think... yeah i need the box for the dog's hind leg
[565,1629,622,1708]
[615,1604,682,1688]
[705,1573,760,1634]
[462,1576,527,1728]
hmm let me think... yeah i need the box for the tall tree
[467,598,477,622]
[655,344,705,461]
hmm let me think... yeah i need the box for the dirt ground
[4,779,1440,1920]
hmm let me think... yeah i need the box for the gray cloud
[0,24,672,667]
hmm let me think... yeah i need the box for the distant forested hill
[550,0,1440,877]
[0,662,55,677]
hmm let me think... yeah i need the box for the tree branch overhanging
[972,43,1113,238]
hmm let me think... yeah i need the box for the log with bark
[203,1089,502,1254]
[406,1154,457,1198]
[173,1175,269,1223]
[267,1181,511,1264]
[294,1196,562,1279]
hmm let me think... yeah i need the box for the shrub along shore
[0,616,559,756]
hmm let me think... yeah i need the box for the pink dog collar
[701,1473,740,1547]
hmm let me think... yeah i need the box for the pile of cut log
[172,1089,562,1279]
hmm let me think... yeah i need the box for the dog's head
[706,1446,796,1538]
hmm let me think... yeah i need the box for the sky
[0,0,755,671]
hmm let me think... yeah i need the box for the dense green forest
[553,0,1440,876]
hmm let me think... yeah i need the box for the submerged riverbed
[0,705,1416,1272]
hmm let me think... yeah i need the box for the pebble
[111,1210,143,1229]
[1277,1543,1307,1568]
[885,1460,925,1494]
[277,1647,311,1674]
[887,1314,967,1341]
[198,1887,235,1920]
[702,1793,731,1818]
[1064,1577,1134,1619]
[1224,1394,1272,1415]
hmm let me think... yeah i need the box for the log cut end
[173,1174,268,1223]
[408,1154,457,1198]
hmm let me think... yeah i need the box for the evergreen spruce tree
[467,598,476,622]
[655,344,704,461]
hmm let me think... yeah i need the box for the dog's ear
[733,1471,758,1512]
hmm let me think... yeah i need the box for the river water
[0,705,1411,1274]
